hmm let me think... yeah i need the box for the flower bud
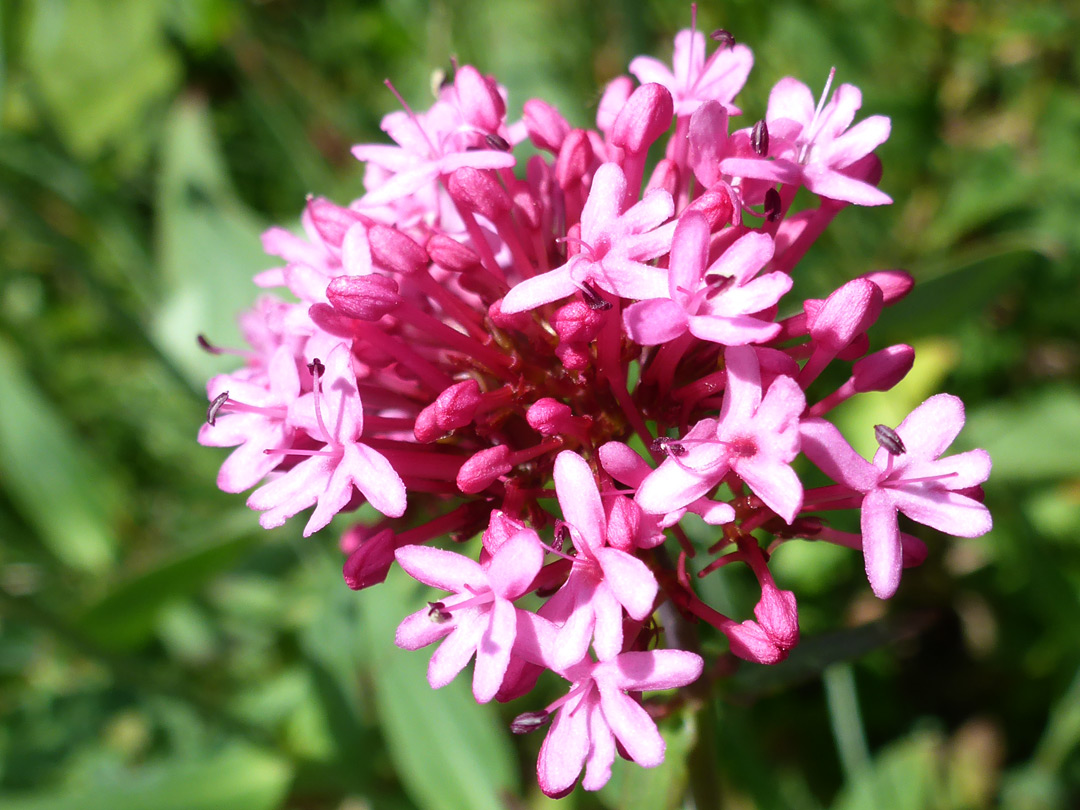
[368,225,428,275]
[427,234,482,273]
[807,278,884,352]
[859,269,915,305]
[645,158,679,196]
[457,445,512,494]
[342,528,396,590]
[852,344,914,392]
[523,98,570,152]
[551,300,604,343]
[433,379,483,431]
[610,83,674,154]
[326,274,402,320]
[555,129,594,190]
[753,586,799,651]
[447,167,513,220]
[307,196,367,248]
[684,188,735,229]
[721,619,787,665]
[606,496,641,552]
[453,65,506,132]
[596,76,634,134]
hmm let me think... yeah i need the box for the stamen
[383,79,440,157]
[580,282,612,311]
[651,437,687,457]
[751,120,769,156]
[206,392,229,426]
[428,601,452,622]
[485,133,511,151]
[764,188,782,222]
[553,521,569,552]
[711,29,735,49]
[510,710,550,735]
[798,66,836,164]
[874,424,906,456]
[308,358,338,447]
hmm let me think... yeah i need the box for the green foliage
[0,0,1077,807]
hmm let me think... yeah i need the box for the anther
[553,521,570,552]
[485,133,511,152]
[206,391,229,426]
[580,282,612,311]
[510,710,550,735]
[751,120,769,157]
[711,29,735,49]
[764,188,782,222]
[874,424,906,456]
[651,437,687,457]
[308,358,325,378]
[428,601,452,622]
[197,334,223,355]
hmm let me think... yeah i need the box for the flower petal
[554,451,606,552]
[394,544,485,593]
[473,598,516,703]
[598,685,665,767]
[623,299,690,345]
[596,548,658,620]
[861,488,902,598]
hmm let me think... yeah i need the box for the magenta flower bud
[453,65,505,132]
[433,379,483,431]
[555,342,590,370]
[368,225,428,276]
[555,129,594,190]
[852,344,915,392]
[412,404,443,443]
[683,188,735,229]
[308,302,359,337]
[807,278,884,352]
[523,98,570,152]
[447,167,513,220]
[526,398,573,436]
[343,528,396,590]
[551,300,604,343]
[645,158,679,196]
[456,445,512,494]
[488,299,532,331]
[307,196,367,248]
[721,620,786,665]
[326,274,402,320]
[753,586,800,651]
[482,509,528,555]
[837,333,871,361]
[512,187,541,230]
[610,83,674,154]
[596,75,634,134]
[426,233,481,273]
[859,269,915,305]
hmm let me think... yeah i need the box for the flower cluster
[199,13,991,796]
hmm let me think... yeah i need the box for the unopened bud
[610,83,674,154]
[326,274,402,320]
[368,225,428,275]
[447,167,513,220]
[427,234,481,273]
[852,344,915,392]
[456,445,512,494]
[523,98,570,152]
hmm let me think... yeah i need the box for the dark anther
[510,710,551,735]
[651,437,687,457]
[206,392,230,426]
[553,521,569,552]
[751,120,769,156]
[580,282,612,311]
[711,29,735,49]
[427,601,452,622]
[704,274,734,300]
[764,188,782,222]
[308,358,325,378]
[197,334,223,355]
[485,133,511,152]
[874,424,906,456]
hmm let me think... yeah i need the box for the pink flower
[513,613,704,796]
[721,71,892,206]
[500,163,675,313]
[542,451,659,670]
[629,28,753,117]
[636,345,805,522]
[623,212,791,346]
[394,528,545,702]
[246,343,406,534]
[800,394,992,598]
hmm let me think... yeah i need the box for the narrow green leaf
[153,96,271,386]
[0,339,119,572]
[77,531,256,649]
[357,573,520,810]
[0,745,292,810]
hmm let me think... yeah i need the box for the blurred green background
[1,0,1078,808]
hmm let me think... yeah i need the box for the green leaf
[963,386,1080,482]
[0,745,291,810]
[598,715,695,810]
[831,731,943,810]
[153,96,271,386]
[21,0,180,160]
[0,339,119,572]
[357,573,520,810]
[77,529,257,649]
